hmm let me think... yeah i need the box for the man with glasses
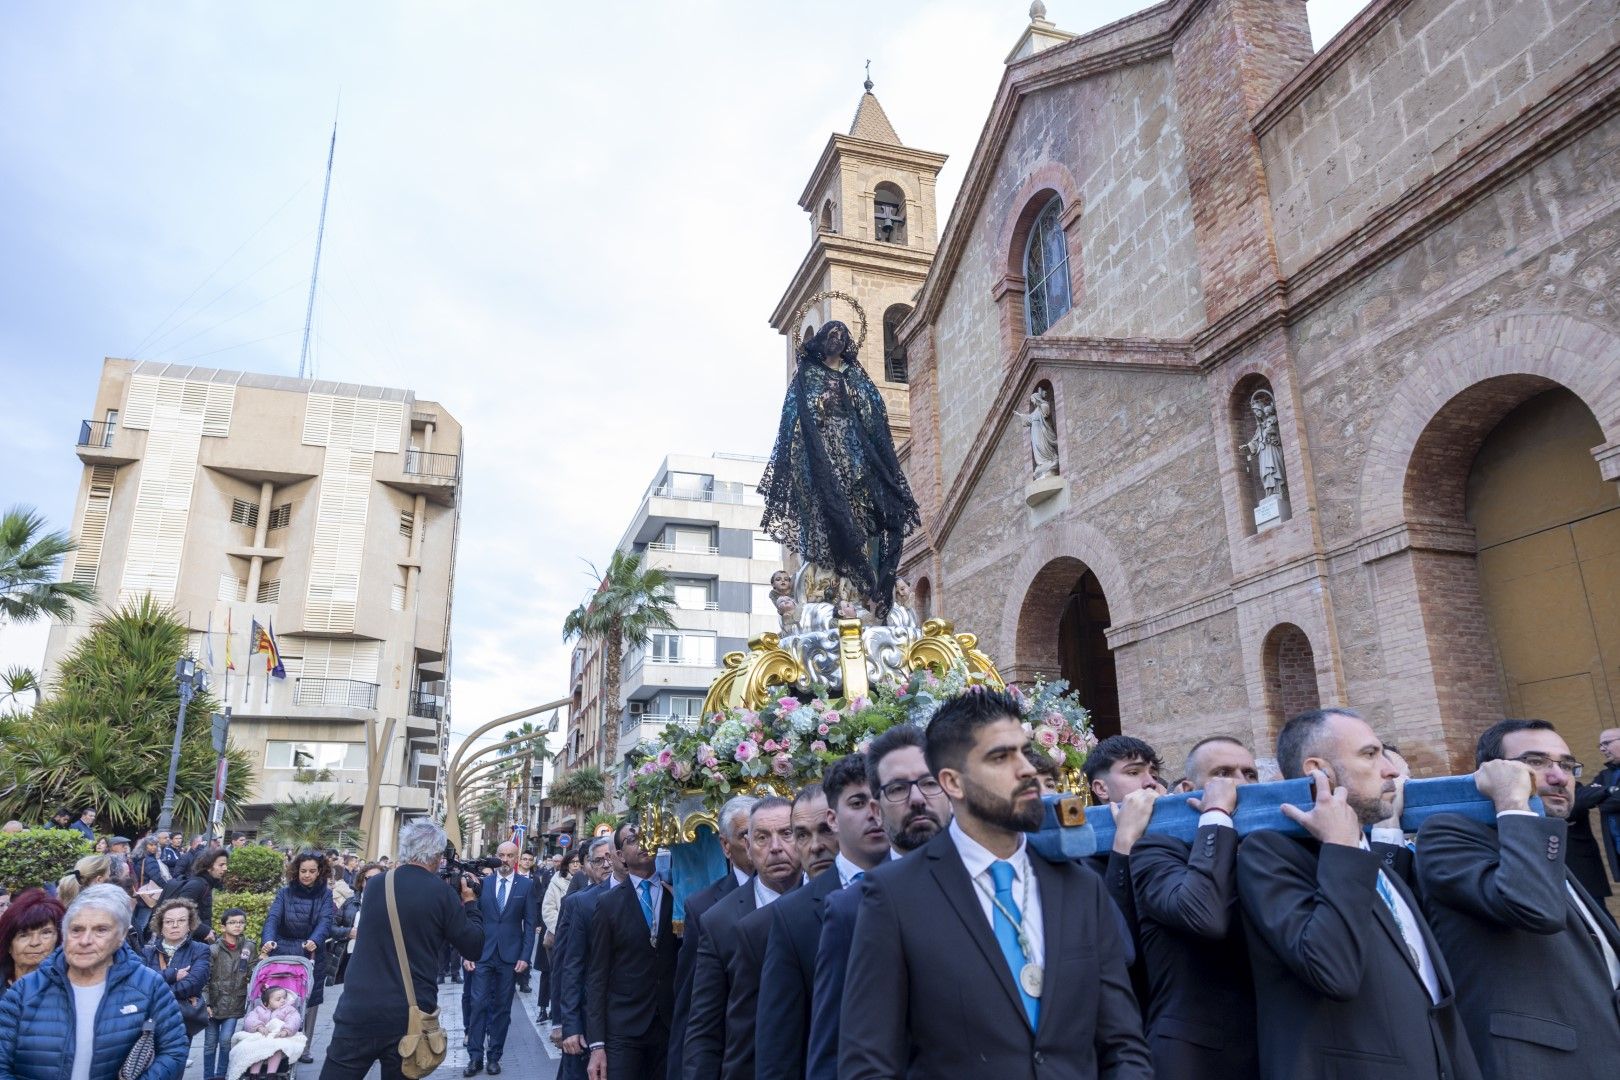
[587,823,677,1080]
[1596,729,1620,887]
[1414,718,1620,1079]
[805,725,953,1080]
[553,837,618,1080]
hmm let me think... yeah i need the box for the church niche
[873,182,907,244]
[1232,374,1290,532]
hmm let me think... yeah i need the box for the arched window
[873,182,907,244]
[1023,196,1071,336]
[820,199,835,231]
[882,304,912,383]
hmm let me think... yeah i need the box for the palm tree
[0,666,39,712]
[548,765,607,842]
[499,718,552,842]
[562,550,676,805]
[475,791,507,852]
[262,794,363,852]
[0,507,95,624]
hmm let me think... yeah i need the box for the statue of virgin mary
[759,319,920,617]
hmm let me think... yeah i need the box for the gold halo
[791,290,869,354]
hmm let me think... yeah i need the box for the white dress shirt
[1496,808,1620,986]
[627,871,662,927]
[834,853,868,888]
[492,870,516,912]
[948,819,1045,970]
[753,876,784,910]
[732,865,750,888]
[1360,835,1441,1002]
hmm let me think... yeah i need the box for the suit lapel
[1376,865,1452,998]
[926,834,1026,1021]
[1030,854,1063,1039]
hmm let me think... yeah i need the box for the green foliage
[584,810,619,836]
[222,844,285,893]
[0,828,92,893]
[0,597,254,835]
[214,891,274,943]
[548,766,607,812]
[0,666,39,713]
[0,506,96,624]
[475,793,507,832]
[292,768,334,784]
[261,795,363,853]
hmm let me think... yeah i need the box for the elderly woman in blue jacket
[259,851,334,1064]
[140,898,211,1047]
[0,883,188,1080]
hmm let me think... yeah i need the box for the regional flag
[250,619,286,679]
[225,609,236,672]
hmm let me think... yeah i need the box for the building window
[751,533,782,561]
[662,472,713,500]
[873,182,907,244]
[217,572,246,602]
[230,498,259,528]
[663,525,715,553]
[266,740,365,771]
[267,502,292,530]
[400,510,415,539]
[1023,196,1071,336]
[668,695,705,718]
[820,199,835,231]
[670,580,713,611]
[883,304,912,383]
[256,578,280,604]
[647,632,716,666]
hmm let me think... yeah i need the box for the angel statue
[759,316,920,618]
[1242,389,1287,499]
[1013,386,1060,480]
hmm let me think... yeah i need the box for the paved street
[183,975,562,1080]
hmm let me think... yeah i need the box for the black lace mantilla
[758,321,920,614]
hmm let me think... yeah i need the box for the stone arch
[819,198,835,231]
[1261,623,1320,738]
[912,576,932,623]
[1358,312,1620,533]
[991,162,1084,358]
[873,181,907,244]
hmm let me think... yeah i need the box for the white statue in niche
[1242,388,1287,500]
[1013,386,1060,480]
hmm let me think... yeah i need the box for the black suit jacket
[840,829,1151,1080]
[1237,831,1479,1080]
[585,876,676,1046]
[755,868,844,1080]
[667,871,739,1080]
[1416,812,1620,1079]
[1596,765,1620,882]
[682,877,758,1080]
[1130,825,1258,1079]
[556,881,608,1039]
[1085,849,1149,1013]
[722,899,779,1080]
[806,874,862,1080]
[1569,782,1619,900]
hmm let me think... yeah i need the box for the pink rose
[824,711,841,725]
[1044,711,1064,726]
[810,740,827,752]
[778,697,800,713]
[735,740,758,763]
[772,752,793,776]
[849,696,870,713]
[703,755,720,769]
[818,723,830,736]
[657,748,674,768]
[763,739,779,753]
[672,760,692,781]
[698,743,715,762]
[1083,731,1098,749]
[1035,727,1058,749]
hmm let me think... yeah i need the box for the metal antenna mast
[298,115,338,380]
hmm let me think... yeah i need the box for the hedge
[223,845,285,893]
[213,891,275,943]
[0,829,92,893]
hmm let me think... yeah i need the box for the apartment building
[554,452,782,814]
[48,359,462,855]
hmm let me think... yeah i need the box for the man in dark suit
[1597,727,1620,885]
[1415,718,1620,1079]
[756,755,891,1080]
[517,850,543,996]
[805,724,951,1080]
[1082,735,1166,1012]
[681,797,799,1080]
[464,841,539,1077]
[1130,735,1261,1079]
[840,689,1152,1079]
[1238,707,1480,1080]
[665,795,756,1080]
[587,822,677,1080]
[554,837,617,1080]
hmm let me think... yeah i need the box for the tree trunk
[601,623,623,809]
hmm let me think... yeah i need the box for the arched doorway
[1015,557,1120,739]
[1262,623,1320,737]
[1467,387,1620,758]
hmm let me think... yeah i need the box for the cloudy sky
[0,1,1364,759]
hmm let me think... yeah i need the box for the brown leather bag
[385,870,448,1078]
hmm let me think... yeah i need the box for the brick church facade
[778,0,1620,775]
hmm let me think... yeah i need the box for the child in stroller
[229,956,313,1080]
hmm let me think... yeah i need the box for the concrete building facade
[811,0,1620,776]
[51,359,462,853]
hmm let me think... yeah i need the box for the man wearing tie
[840,688,1152,1079]
[1416,719,1620,1079]
[587,823,677,1080]
[1238,708,1480,1080]
[465,841,538,1077]
[555,837,619,1080]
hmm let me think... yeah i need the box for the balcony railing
[404,449,460,481]
[294,677,379,709]
[77,420,117,448]
[408,690,445,721]
[646,541,720,556]
[653,480,751,504]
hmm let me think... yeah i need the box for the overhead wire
[149,280,304,360]
[139,236,307,358]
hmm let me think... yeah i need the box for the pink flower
[672,760,692,782]
[772,752,793,776]
[1083,731,1098,749]
[703,755,720,769]
[657,748,674,768]
[763,739,779,753]
[639,762,656,776]
[735,740,758,763]
[818,723,830,736]
[848,696,870,713]
[1035,727,1059,749]
[824,711,841,725]
[698,743,715,762]
[856,739,871,753]
[810,740,827,753]
[778,697,800,713]
[1044,711,1064,726]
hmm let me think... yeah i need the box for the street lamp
[157,656,208,836]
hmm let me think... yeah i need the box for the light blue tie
[638,879,656,930]
[989,860,1039,1029]
[497,876,508,912]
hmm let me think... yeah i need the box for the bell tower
[769,75,948,445]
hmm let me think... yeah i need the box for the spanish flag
[250,618,286,679]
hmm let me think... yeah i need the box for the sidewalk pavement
[185,974,562,1080]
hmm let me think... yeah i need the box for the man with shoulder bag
[319,820,484,1080]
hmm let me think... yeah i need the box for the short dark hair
[1476,718,1557,766]
[792,782,825,811]
[1082,735,1163,784]
[867,724,927,796]
[1022,746,1060,778]
[821,755,869,806]
[613,822,635,850]
[924,688,1026,776]
[1184,735,1247,777]
[220,907,248,924]
[1275,708,1362,779]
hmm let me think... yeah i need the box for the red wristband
[1201,807,1233,820]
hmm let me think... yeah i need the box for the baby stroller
[227,955,315,1080]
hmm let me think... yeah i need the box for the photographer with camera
[319,820,484,1080]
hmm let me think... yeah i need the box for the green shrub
[223,845,284,892]
[213,891,275,943]
[0,829,91,893]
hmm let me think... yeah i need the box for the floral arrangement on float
[626,670,1095,843]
